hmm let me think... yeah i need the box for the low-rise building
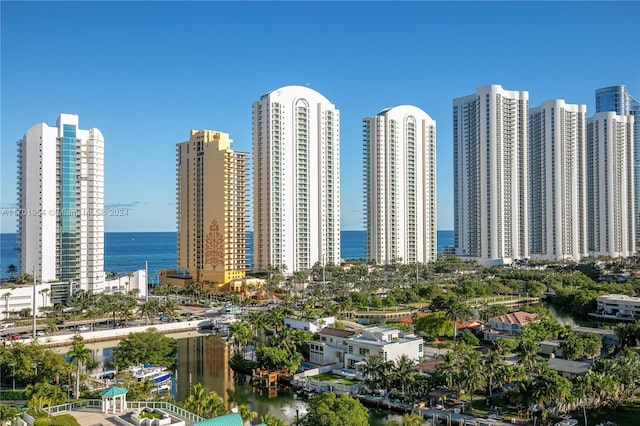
[538,340,563,357]
[547,358,591,380]
[308,327,358,365]
[590,294,640,321]
[284,316,336,333]
[344,326,424,370]
[483,311,539,341]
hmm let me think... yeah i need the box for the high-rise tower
[596,86,640,239]
[253,86,340,272]
[176,130,248,284]
[363,105,437,265]
[529,100,588,261]
[453,85,529,265]
[17,114,104,292]
[587,112,635,258]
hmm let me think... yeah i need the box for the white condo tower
[17,114,105,293]
[253,86,341,273]
[529,100,588,262]
[587,112,636,258]
[363,105,437,265]
[453,85,529,265]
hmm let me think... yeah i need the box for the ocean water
[0,230,454,278]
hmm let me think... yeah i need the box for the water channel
[53,330,402,425]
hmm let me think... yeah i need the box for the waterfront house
[590,294,640,321]
[308,327,358,365]
[483,311,539,341]
[344,326,424,372]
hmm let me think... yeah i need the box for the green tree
[260,412,288,426]
[236,404,258,425]
[5,264,17,279]
[255,346,302,373]
[0,406,21,425]
[414,312,454,340]
[445,302,473,341]
[300,392,369,426]
[66,335,92,398]
[25,381,65,412]
[401,413,425,426]
[361,354,393,392]
[112,329,178,371]
[228,321,254,357]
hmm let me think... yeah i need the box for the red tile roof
[489,311,539,325]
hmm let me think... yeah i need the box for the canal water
[66,331,402,425]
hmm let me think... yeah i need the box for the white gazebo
[100,386,128,413]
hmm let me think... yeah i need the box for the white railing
[45,400,204,423]
[128,401,205,422]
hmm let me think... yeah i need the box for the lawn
[309,372,343,382]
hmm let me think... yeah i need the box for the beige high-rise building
[176,130,248,285]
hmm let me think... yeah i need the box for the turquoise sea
[0,230,454,279]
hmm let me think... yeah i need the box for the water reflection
[52,332,406,424]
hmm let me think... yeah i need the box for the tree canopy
[300,392,369,426]
[112,329,177,371]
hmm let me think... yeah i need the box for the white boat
[214,314,238,325]
[125,365,172,392]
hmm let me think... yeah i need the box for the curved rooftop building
[252,86,340,272]
[363,105,437,265]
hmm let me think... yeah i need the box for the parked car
[36,330,47,337]
[180,312,193,317]
[77,325,90,332]
[5,333,20,341]
[0,322,16,330]
[159,316,169,322]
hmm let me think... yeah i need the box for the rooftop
[489,311,539,325]
[547,358,592,375]
[319,327,357,338]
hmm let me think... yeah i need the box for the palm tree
[236,404,258,425]
[182,383,210,417]
[139,299,160,325]
[2,292,12,320]
[0,406,21,425]
[5,265,17,279]
[361,354,393,393]
[39,288,50,308]
[260,412,288,426]
[25,381,65,412]
[67,335,92,398]
[392,355,417,396]
[445,302,473,342]
[401,413,424,426]
[461,350,486,412]
[228,322,253,356]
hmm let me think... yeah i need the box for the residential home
[284,316,335,333]
[590,294,640,321]
[547,358,591,380]
[344,326,424,372]
[484,311,539,341]
[308,327,358,365]
[538,340,563,357]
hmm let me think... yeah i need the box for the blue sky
[1,1,639,233]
